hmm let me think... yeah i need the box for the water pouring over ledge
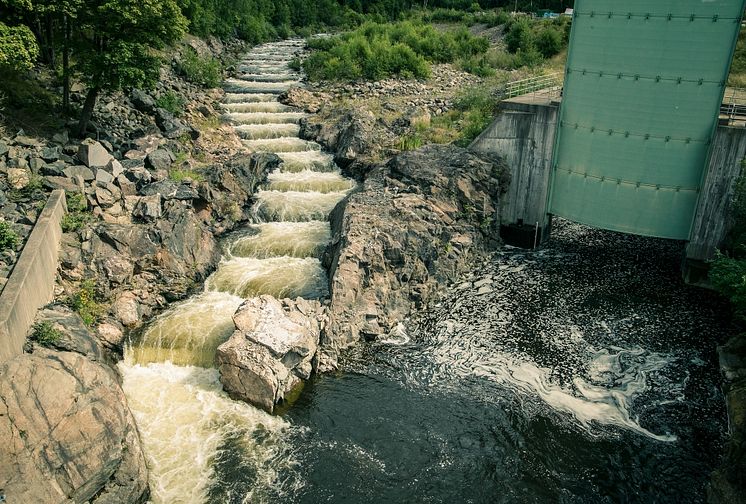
[120,39,353,503]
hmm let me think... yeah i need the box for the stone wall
[0,189,66,363]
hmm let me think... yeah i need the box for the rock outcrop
[320,144,505,368]
[0,308,148,503]
[217,295,324,413]
[709,334,746,503]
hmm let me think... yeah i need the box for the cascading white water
[119,39,355,503]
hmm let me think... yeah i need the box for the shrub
[177,47,222,88]
[155,91,186,116]
[66,279,104,326]
[30,321,62,347]
[303,21,489,81]
[169,168,205,182]
[0,220,19,250]
[535,27,563,58]
[505,18,534,54]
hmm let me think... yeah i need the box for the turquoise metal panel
[549,0,746,239]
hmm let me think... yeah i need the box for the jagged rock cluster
[319,144,505,367]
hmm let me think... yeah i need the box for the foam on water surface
[206,256,329,299]
[242,137,320,153]
[277,151,336,172]
[267,170,356,193]
[234,123,302,140]
[227,112,306,125]
[222,101,295,113]
[253,190,348,222]
[129,291,244,368]
[119,361,295,504]
[229,221,331,259]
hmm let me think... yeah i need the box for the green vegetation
[177,47,222,88]
[729,26,746,87]
[66,279,104,326]
[30,321,62,347]
[0,221,19,251]
[155,91,186,116]
[304,21,489,81]
[0,21,38,70]
[61,192,92,233]
[712,168,746,320]
[2,0,187,134]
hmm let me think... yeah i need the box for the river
[119,40,731,504]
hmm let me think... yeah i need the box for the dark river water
[210,219,732,504]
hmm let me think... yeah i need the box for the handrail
[504,72,563,99]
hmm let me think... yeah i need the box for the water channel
[118,41,731,503]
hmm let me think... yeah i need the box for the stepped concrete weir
[118,39,357,502]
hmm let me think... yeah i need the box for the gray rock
[0,348,149,503]
[95,168,115,184]
[77,139,113,168]
[14,135,42,147]
[107,158,124,178]
[217,296,323,413]
[33,305,104,360]
[95,181,122,207]
[132,194,162,220]
[145,148,174,171]
[0,140,8,157]
[7,167,31,189]
[40,160,67,177]
[44,176,82,192]
[41,146,61,162]
[51,130,69,145]
[112,291,140,327]
[130,88,156,113]
[64,165,95,181]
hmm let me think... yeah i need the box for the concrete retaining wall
[0,190,66,363]
[470,99,558,245]
[687,126,746,262]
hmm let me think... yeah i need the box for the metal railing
[504,73,563,100]
[721,87,746,124]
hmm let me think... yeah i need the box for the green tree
[74,0,187,136]
[505,18,533,54]
[0,21,38,70]
[535,26,562,58]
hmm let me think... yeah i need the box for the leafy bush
[0,220,19,251]
[505,18,534,54]
[535,27,563,58]
[66,279,104,327]
[177,47,222,88]
[304,21,490,81]
[155,91,186,116]
[30,321,62,347]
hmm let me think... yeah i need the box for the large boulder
[77,139,113,168]
[321,144,504,368]
[217,296,324,413]
[0,348,148,503]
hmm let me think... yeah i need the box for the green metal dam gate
[549,0,746,239]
